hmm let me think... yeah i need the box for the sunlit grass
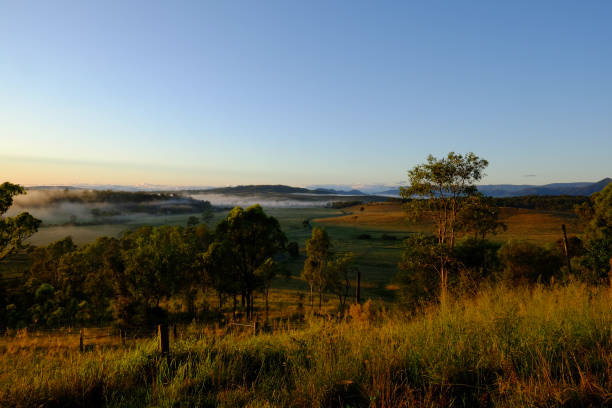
[315,202,582,244]
[2,282,610,407]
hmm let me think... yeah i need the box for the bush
[498,241,562,285]
[395,234,441,306]
[454,238,501,279]
[356,234,371,240]
[452,238,502,297]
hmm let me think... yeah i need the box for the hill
[377,178,611,197]
[480,178,611,197]
[186,184,367,196]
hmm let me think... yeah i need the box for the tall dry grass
[1,283,610,407]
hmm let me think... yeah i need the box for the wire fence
[0,317,312,352]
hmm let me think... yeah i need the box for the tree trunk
[250,294,254,320]
[246,293,251,320]
[440,263,448,309]
[233,294,237,319]
[309,284,314,310]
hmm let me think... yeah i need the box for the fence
[1,318,311,354]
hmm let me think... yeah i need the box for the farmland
[3,188,608,407]
[6,201,583,307]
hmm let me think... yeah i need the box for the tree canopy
[212,205,287,319]
[0,182,41,261]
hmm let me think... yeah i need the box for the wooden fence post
[158,324,169,355]
[253,321,259,336]
[561,224,572,275]
[79,329,84,353]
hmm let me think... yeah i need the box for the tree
[27,237,77,288]
[254,258,278,321]
[457,194,506,240]
[302,227,331,310]
[327,252,357,311]
[0,182,41,261]
[213,205,287,319]
[187,216,200,227]
[201,240,241,314]
[400,152,488,305]
[201,209,214,225]
[117,225,206,323]
[576,181,612,284]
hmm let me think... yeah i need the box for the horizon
[2,1,612,186]
[18,176,612,193]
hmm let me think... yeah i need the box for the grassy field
[313,202,582,244]
[1,283,610,407]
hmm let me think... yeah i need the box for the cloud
[523,174,537,178]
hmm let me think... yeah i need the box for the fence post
[253,321,259,336]
[120,329,126,346]
[79,329,84,353]
[561,224,572,275]
[158,324,169,355]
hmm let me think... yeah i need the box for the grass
[314,202,582,244]
[1,282,610,407]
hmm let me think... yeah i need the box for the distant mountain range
[476,178,611,197]
[307,184,400,195]
[27,178,611,198]
[370,178,611,197]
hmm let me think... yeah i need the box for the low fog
[5,189,353,226]
[6,189,212,225]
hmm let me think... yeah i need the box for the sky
[1,0,611,188]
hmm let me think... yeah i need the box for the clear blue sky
[1,0,611,187]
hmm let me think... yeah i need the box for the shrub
[454,238,501,279]
[395,234,441,306]
[498,240,562,285]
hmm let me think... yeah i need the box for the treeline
[23,189,195,206]
[0,205,294,329]
[329,200,363,209]
[18,189,213,218]
[400,195,590,212]
[491,195,590,211]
